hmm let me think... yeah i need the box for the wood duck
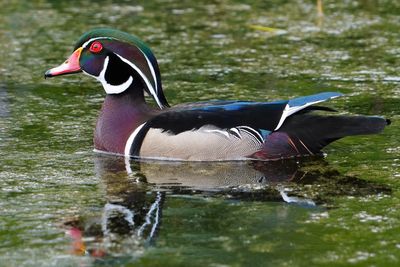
[45,28,389,161]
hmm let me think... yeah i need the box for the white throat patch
[94,56,133,94]
[81,37,164,108]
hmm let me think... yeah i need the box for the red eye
[89,41,103,53]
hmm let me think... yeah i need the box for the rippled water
[0,0,399,266]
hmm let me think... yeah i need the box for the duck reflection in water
[64,155,391,258]
[0,84,9,118]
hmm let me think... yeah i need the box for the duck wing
[126,92,342,160]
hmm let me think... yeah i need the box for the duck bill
[45,47,83,78]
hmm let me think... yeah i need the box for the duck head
[45,28,169,109]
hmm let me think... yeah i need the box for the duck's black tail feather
[283,114,390,153]
[256,114,390,159]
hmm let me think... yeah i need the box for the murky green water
[0,0,399,266]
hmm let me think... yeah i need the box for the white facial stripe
[81,36,162,107]
[141,52,158,94]
[82,37,109,48]
[132,43,162,107]
[116,53,163,108]
[92,56,133,94]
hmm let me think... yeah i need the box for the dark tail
[255,114,390,159]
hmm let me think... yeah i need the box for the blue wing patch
[189,100,288,112]
[288,92,343,108]
[259,129,271,139]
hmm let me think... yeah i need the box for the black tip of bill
[44,70,52,79]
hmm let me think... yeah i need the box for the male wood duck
[45,28,389,161]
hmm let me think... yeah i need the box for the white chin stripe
[82,37,163,107]
[103,75,133,94]
[96,56,133,94]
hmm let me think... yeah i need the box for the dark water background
[0,0,399,266]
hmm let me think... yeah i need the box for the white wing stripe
[237,126,264,144]
[274,104,290,131]
[203,129,230,138]
[274,96,339,131]
[229,127,242,139]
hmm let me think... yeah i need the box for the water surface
[0,0,399,266]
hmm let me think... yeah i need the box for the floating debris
[248,25,287,35]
